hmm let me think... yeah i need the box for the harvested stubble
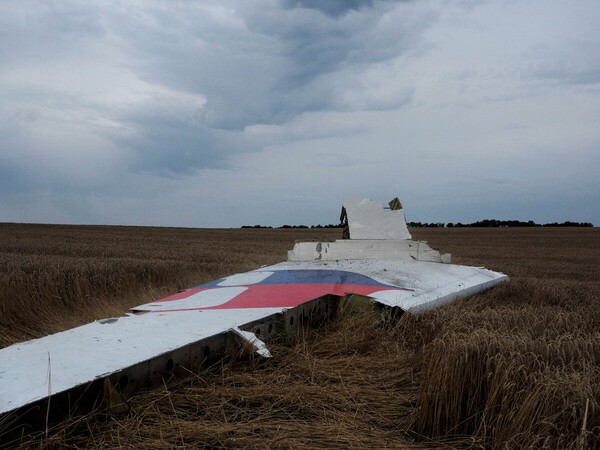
[1,225,599,448]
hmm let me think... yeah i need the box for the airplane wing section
[0,196,508,438]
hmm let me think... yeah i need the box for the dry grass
[0,224,339,347]
[404,227,600,449]
[1,225,599,448]
[29,315,434,449]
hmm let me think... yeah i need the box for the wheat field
[1,224,599,449]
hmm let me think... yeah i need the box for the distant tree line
[243,220,593,229]
[407,222,447,228]
[241,224,342,229]
[411,220,594,228]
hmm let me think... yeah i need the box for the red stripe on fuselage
[152,283,404,311]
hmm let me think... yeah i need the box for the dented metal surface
[341,197,412,240]
[288,239,451,262]
[0,197,508,437]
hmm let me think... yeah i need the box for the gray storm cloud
[1,0,431,180]
[0,0,598,226]
[281,0,377,17]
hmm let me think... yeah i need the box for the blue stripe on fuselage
[198,269,395,288]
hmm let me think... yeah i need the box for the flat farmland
[1,224,599,449]
[0,224,340,349]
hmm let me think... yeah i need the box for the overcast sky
[1,0,598,227]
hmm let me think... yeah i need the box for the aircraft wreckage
[0,197,508,439]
